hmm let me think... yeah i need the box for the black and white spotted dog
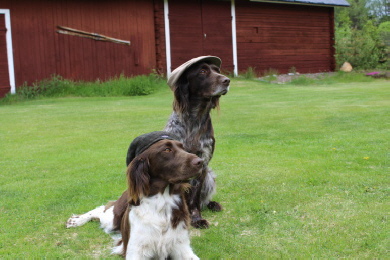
[163,56,230,228]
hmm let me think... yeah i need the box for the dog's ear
[127,157,150,206]
[173,75,190,114]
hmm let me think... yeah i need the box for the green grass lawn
[0,78,388,258]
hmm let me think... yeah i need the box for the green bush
[378,21,390,68]
[1,74,166,103]
[241,67,258,79]
[335,20,386,69]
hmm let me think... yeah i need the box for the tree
[335,0,369,29]
[334,0,389,69]
[367,0,390,23]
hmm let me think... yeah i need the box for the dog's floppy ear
[127,157,150,206]
[173,75,190,114]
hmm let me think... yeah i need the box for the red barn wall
[236,1,335,74]
[1,0,337,97]
[167,0,234,72]
[0,0,156,89]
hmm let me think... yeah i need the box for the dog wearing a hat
[67,131,202,259]
[164,56,230,228]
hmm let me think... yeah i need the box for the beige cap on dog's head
[167,56,222,90]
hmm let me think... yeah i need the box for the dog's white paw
[66,214,82,228]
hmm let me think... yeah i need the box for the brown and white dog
[67,132,202,259]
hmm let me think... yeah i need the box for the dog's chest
[129,189,187,236]
[165,113,214,162]
[128,189,189,256]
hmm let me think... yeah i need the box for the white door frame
[163,0,172,77]
[0,9,15,94]
[231,0,238,76]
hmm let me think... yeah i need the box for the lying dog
[67,131,202,259]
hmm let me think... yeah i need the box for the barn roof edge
[250,0,350,7]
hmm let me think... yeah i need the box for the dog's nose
[192,157,203,167]
[222,76,230,86]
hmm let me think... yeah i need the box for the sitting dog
[164,56,230,228]
[67,131,202,259]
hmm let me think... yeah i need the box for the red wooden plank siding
[0,0,338,95]
[0,13,10,97]
[236,1,334,74]
[169,0,204,69]
[329,8,336,71]
[201,0,233,73]
[169,0,233,72]
[0,0,156,89]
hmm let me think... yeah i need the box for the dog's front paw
[191,219,209,229]
[207,201,223,212]
[66,215,81,228]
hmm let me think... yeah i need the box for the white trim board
[231,0,238,76]
[0,9,15,94]
[163,0,172,77]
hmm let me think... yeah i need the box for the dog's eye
[164,148,172,152]
[199,69,207,74]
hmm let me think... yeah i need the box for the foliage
[261,68,279,77]
[378,21,390,34]
[256,68,279,83]
[334,0,389,69]
[378,21,390,67]
[335,20,386,69]
[0,74,165,104]
[288,66,297,74]
[335,0,369,29]
[0,79,388,258]
[288,71,375,85]
[241,67,258,79]
[367,0,390,23]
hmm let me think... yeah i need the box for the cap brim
[167,56,222,90]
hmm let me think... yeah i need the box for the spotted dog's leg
[202,168,223,212]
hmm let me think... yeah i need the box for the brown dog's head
[172,59,230,113]
[127,139,203,206]
[185,62,230,98]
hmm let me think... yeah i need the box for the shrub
[335,20,387,70]
[0,74,165,103]
[378,21,390,68]
[258,68,279,83]
[241,67,258,79]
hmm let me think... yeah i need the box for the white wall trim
[0,9,15,94]
[163,0,172,77]
[231,0,238,76]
